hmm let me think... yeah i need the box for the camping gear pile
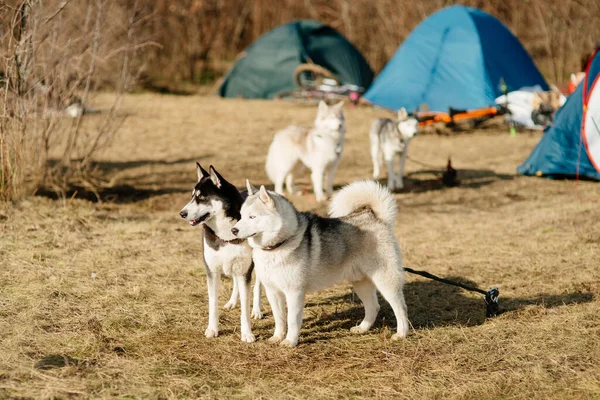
[495,87,566,129]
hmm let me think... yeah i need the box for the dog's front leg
[234,274,255,343]
[280,290,305,348]
[386,156,396,190]
[205,269,221,338]
[311,167,326,201]
[370,137,381,179]
[224,278,238,310]
[325,159,340,198]
[285,173,295,195]
[396,142,409,189]
[265,287,286,343]
[251,279,263,319]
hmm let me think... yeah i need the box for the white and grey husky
[231,180,409,347]
[265,100,345,202]
[179,164,262,343]
[370,108,419,190]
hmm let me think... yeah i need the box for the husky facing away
[179,164,262,343]
[265,100,345,202]
[231,180,409,347]
[370,107,419,190]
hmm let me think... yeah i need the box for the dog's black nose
[180,210,187,219]
[231,227,239,236]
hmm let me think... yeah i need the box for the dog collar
[260,214,303,251]
[260,238,288,251]
[204,226,245,246]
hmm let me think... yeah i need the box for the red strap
[582,47,600,104]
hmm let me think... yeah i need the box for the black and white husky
[179,164,261,342]
[370,108,419,190]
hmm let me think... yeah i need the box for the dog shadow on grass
[299,278,594,343]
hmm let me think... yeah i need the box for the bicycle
[275,63,365,105]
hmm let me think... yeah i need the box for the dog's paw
[314,192,326,202]
[279,339,298,348]
[391,320,409,340]
[241,331,256,343]
[204,328,218,338]
[268,335,284,344]
[350,325,368,334]
[251,308,263,320]
[391,332,407,341]
[223,301,236,310]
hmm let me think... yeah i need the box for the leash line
[406,155,443,170]
[404,267,486,295]
[404,266,500,317]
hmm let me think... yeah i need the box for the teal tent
[218,20,374,99]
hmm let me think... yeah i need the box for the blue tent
[364,6,549,112]
[518,48,600,180]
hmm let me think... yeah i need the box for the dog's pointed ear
[397,107,408,121]
[209,165,222,188]
[246,179,257,195]
[196,162,209,181]
[258,185,274,207]
[318,100,328,115]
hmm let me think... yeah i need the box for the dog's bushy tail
[329,180,397,226]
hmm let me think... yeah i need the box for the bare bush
[0,0,153,200]
[530,0,600,83]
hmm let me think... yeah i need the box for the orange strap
[417,107,499,126]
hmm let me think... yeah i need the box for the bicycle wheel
[294,64,340,88]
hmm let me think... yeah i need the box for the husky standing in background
[265,100,345,202]
[370,107,419,190]
[231,180,409,347]
[179,164,262,343]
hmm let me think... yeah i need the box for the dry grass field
[1,94,600,399]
